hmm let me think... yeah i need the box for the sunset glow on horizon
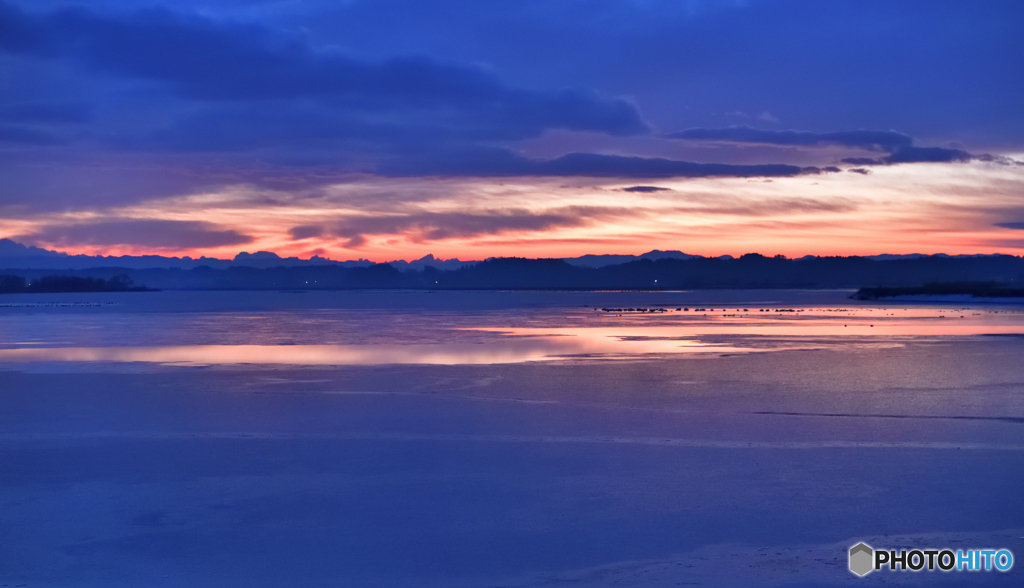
[4,160,1023,262]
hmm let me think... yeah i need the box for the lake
[1,290,1022,586]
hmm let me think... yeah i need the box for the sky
[1,0,1023,261]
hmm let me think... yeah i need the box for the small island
[0,275,151,294]
[853,282,1024,300]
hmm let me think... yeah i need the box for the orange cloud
[3,161,1023,261]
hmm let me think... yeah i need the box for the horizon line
[2,238,1023,265]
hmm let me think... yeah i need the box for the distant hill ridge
[1,243,1022,291]
[0,239,1007,272]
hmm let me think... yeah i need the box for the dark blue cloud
[841,158,883,166]
[0,1,647,139]
[670,126,984,166]
[666,126,913,152]
[996,222,1024,230]
[245,0,1023,150]
[622,186,671,193]
[17,220,254,249]
[379,148,806,179]
[538,153,804,179]
[884,146,971,164]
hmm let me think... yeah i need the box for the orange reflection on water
[584,305,1024,337]
[0,307,1020,366]
[0,336,751,366]
[493,321,1024,338]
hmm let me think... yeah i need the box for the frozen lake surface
[1,290,1022,586]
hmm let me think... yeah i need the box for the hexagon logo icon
[849,542,874,576]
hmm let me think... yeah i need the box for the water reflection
[0,336,754,366]
[0,304,1021,366]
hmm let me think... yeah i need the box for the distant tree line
[854,282,1024,300]
[0,274,147,294]
[2,254,1023,291]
